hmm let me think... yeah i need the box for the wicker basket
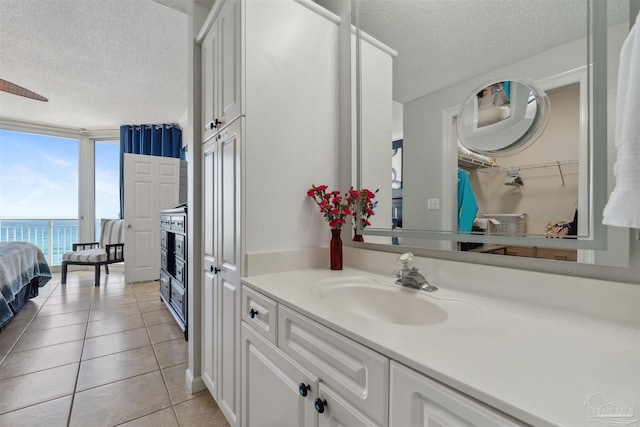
[483,213,527,235]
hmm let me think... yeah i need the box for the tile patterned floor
[0,271,229,427]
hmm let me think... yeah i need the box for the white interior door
[124,153,180,283]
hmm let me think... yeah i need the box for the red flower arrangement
[307,185,378,231]
[307,185,353,230]
[346,188,379,230]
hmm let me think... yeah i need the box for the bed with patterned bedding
[0,242,52,330]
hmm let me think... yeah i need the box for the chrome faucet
[393,252,438,292]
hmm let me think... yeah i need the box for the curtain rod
[130,124,181,130]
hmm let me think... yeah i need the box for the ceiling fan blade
[0,79,48,102]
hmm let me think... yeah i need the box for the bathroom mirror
[351,0,632,266]
[457,78,550,156]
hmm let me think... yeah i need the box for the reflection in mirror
[457,82,582,261]
[457,79,550,156]
[353,0,631,266]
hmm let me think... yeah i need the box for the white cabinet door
[201,267,218,399]
[201,139,218,399]
[390,362,524,427]
[219,274,240,426]
[317,383,381,427]
[202,0,241,143]
[201,22,219,143]
[241,322,317,427]
[199,120,242,427]
[216,119,242,427]
[278,305,389,426]
[218,0,242,128]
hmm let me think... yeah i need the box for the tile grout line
[0,277,79,418]
[65,276,100,427]
[135,281,185,426]
[1,276,192,426]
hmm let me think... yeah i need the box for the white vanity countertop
[241,267,640,427]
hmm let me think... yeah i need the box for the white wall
[392,101,403,141]
[244,0,340,254]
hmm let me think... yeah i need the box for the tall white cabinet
[202,121,242,425]
[197,1,340,427]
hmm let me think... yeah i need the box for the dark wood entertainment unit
[160,206,188,339]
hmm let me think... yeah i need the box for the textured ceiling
[0,0,190,130]
[0,0,629,130]
[354,0,629,103]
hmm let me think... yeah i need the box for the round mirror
[457,78,550,156]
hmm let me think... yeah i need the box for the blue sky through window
[95,140,121,220]
[0,129,121,220]
[0,129,79,218]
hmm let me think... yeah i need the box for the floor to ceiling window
[0,129,79,265]
[94,139,121,240]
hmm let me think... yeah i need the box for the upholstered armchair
[61,219,125,286]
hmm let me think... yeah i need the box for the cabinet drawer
[175,259,185,283]
[171,215,185,232]
[160,270,171,301]
[160,249,168,270]
[390,361,524,426]
[161,215,172,229]
[505,246,535,257]
[536,247,577,261]
[170,279,186,321]
[242,285,277,345]
[278,305,389,426]
[161,229,168,250]
[175,234,185,259]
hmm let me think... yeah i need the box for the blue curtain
[119,124,183,219]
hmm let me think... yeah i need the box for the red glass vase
[330,229,343,270]
[352,230,364,242]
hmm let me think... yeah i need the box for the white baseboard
[186,368,207,394]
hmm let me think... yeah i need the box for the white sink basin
[310,276,478,326]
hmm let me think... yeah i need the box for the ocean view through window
[0,129,79,265]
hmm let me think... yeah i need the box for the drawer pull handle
[314,398,327,414]
[298,383,311,397]
[248,309,259,319]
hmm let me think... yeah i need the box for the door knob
[126,224,132,228]
[314,398,328,414]
[298,383,311,397]
[248,309,259,319]
[209,265,220,274]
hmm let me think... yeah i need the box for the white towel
[602,15,640,229]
